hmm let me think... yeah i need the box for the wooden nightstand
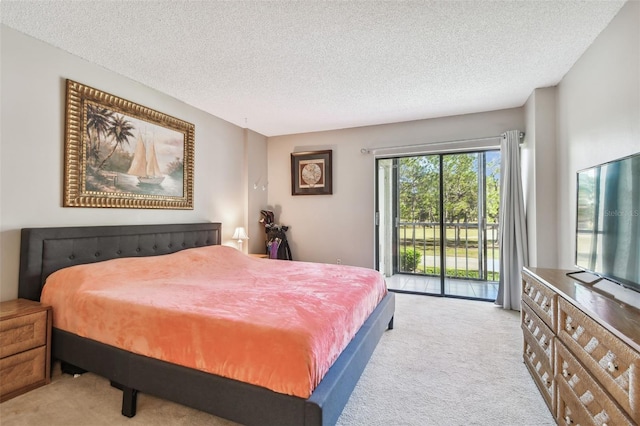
[0,299,52,402]
[249,253,268,259]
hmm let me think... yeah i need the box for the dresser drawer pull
[565,415,573,424]
[562,368,570,378]
[607,361,618,372]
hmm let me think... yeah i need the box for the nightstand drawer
[558,297,640,423]
[0,310,47,358]
[0,346,46,399]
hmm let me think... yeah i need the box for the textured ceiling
[0,1,627,136]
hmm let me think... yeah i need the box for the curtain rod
[360,132,524,154]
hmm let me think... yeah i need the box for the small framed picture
[291,150,333,195]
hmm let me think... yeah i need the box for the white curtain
[496,130,529,310]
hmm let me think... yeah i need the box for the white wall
[0,26,255,300]
[246,129,269,254]
[555,0,640,269]
[523,87,558,268]
[267,108,524,268]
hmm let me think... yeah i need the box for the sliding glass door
[376,150,500,301]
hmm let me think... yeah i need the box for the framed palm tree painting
[63,79,194,209]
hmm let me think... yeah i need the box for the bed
[18,222,395,426]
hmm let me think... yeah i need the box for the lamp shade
[232,227,249,240]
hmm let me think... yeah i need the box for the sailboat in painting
[127,134,165,185]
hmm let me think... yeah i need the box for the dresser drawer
[558,298,640,423]
[0,310,47,358]
[556,341,634,426]
[523,322,555,412]
[522,301,554,364]
[522,271,556,330]
[0,346,47,399]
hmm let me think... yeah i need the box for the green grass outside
[398,224,498,242]
[418,266,500,281]
[399,225,499,260]
[400,242,499,260]
[399,242,500,281]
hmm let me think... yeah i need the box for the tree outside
[398,151,501,280]
[83,104,185,197]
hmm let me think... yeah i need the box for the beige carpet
[0,293,555,425]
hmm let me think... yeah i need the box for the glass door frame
[374,158,399,278]
[375,149,499,301]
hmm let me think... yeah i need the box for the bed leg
[121,386,138,418]
[388,316,394,330]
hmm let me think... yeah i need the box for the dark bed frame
[18,222,395,426]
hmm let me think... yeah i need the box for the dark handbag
[265,224,292,260]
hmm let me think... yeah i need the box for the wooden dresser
[522,267,640,426]
[0,298,52,402]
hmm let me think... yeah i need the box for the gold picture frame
[291,150,333,195]
[63,79,194,209]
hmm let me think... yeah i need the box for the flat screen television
[575,152,640,293]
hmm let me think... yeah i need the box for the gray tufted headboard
[18,222,222,302]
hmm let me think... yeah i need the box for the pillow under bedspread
[41,245,387,398]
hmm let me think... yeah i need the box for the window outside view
[378,150,501,300]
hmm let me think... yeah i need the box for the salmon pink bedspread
[41,245,387,398]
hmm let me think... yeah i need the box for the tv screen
[575,153,640,292]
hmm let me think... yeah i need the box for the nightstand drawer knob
[565,415,573,424]
[607,361,618,372]
[562,368,570,378]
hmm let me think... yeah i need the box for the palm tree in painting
[98,114,135,170]
[86,104,113,166]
